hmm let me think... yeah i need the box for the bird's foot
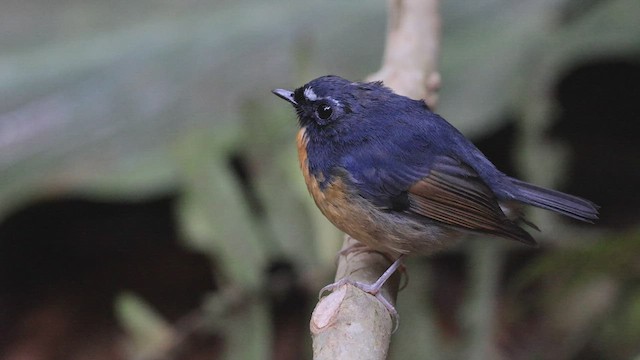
[319,256,405,332]
[337,239,409,292]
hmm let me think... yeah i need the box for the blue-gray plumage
[273,75,599,324]
[274,75,598,256]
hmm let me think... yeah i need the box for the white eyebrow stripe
[304,87,318,101]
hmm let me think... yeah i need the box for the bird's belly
[313,177,458,256]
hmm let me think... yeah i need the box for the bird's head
[272,75,404,143]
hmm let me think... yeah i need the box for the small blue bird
[272,75,598,318]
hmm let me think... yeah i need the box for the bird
[272,75,599,321]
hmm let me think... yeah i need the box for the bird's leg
[319,255,405,331]
[337,242,409,289]
[351,255,405,295]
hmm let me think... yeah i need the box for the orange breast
[296,128,378,249]
[297,128,327,210]
[297,128,343,216]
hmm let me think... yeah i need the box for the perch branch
[311,236,399,360]
[310,0,442,358]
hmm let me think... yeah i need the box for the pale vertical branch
[311,237,399,360]
[367,0,442,108]
[310,0,442,358]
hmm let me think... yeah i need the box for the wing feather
[406,157,536,245]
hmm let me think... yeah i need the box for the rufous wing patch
[407,157,536,245]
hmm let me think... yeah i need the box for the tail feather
[509,178,599,222]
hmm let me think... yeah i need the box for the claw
[318,278,349,299]
[373,292,400,333]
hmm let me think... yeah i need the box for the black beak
[272,89,297,106]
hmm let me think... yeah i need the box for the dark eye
[316,103,333,120]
